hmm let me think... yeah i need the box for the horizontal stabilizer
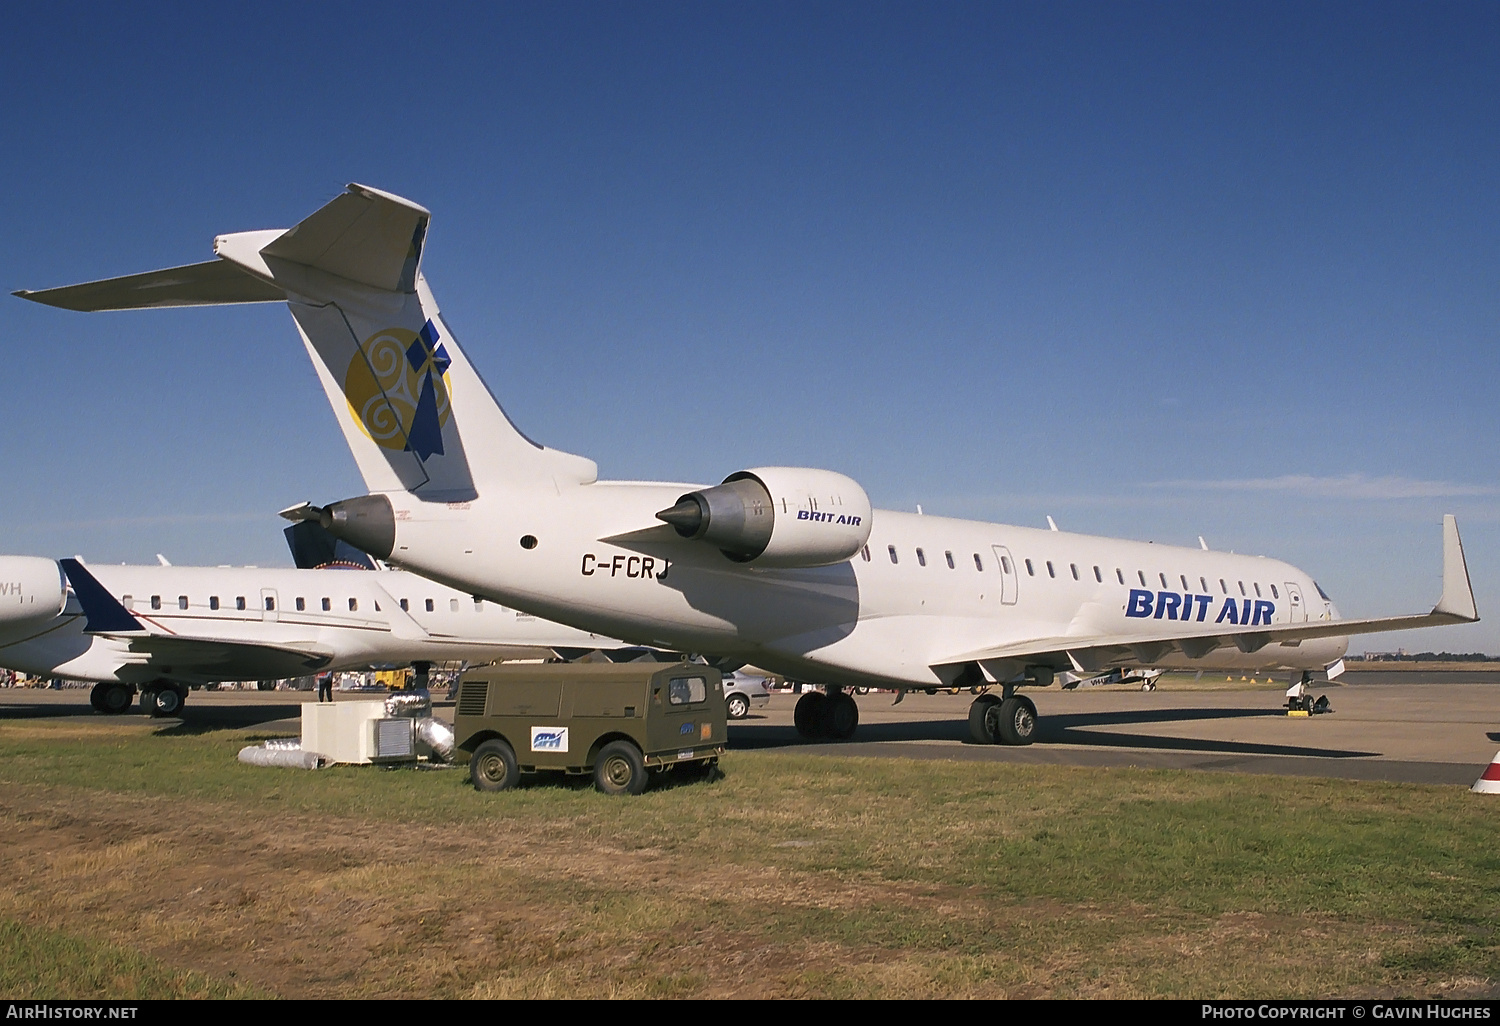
[14,260,284,311]
[260,183,429,293]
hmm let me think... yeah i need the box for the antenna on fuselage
[1047,516,1059,532]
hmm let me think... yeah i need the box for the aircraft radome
[16,184,1479,744]
[0,520,634,717]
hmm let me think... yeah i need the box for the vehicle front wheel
[594,741,648,796]
[469,739,519,792]
[726,693,750,720]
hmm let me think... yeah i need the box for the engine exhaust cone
[656,498,705,537]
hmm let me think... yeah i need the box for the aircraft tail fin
[58,559,146,634]
[17,184,597,500]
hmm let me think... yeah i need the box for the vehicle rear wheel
[726,693,750,720]
[820,692,859,740]
[793,691,826,739]
[138,688,157,715]
[968,694,1002,744]
[594,740,648,795]
[996,695,1038,746]
[469,739,519,792]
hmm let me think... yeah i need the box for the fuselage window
[295,597,306,611]
[349,598,358,612]
[399,598,409,611]
[208,596,218,611]
[1254,583,1262,598]
[264,596,275,611]
[1116,569,1124,585]
[861,545,871,562]
[151,595,161,610]
[321,597,330,611]
[1046,561,1056,578]
[236,597,246,610]
[888,545,898,564]
[1200,577,1209,592]
[1271,585,1279,599]
[1219,579,1228,594]
[1070,563,1079,580]
[1238,581,1246,596]
[1159,573,1168,589]
[1025,559,1035,576]
[916,548,927,567]
[945,551,955,569]
[1093,566,1102,583]
[178,595,188,610]
[1138,571,1147,587]
[974,553,984,571]
[474,598,484,611]
[425,599,434,612]
[1180,574,1190,590]
[450,598,460,612]
[122,594,134,610]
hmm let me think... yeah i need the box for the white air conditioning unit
[302,701,417,765]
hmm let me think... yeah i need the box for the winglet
[1434,514,1478,621]
[57,559,146,634]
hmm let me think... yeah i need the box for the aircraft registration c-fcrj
[16,184,1479,745]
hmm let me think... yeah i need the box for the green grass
[0,918,263,998]
[0,718,1495,997]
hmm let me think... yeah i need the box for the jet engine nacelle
[0,557,67,627]
[657,467,873,568]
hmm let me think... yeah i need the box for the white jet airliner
[16,184,1479,744]
[0,529,627,717]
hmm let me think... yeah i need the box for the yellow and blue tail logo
[343,319,453,461]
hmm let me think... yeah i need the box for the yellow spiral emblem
[343,326,453,453]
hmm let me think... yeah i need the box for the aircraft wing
[934,515,1478,676]
[58,559,333,684]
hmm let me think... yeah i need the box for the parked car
[723,672,771,719]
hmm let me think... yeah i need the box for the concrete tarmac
[2,677,1496,786]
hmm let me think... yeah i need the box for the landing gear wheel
[96,683,132,714]
[150,687,186,718]
[968,694,1002,744]
[469,739,519,792]
[996,695,1038,746]
[89,683,110,713]
[138,689,157,715]
[726,693,750,720]
[819,692,859,740]
[794,692,827,739]
[594,740,648,795]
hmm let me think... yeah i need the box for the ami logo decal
[1126,589,1275,626]
[796,510,862,526]
[530,727,569,753]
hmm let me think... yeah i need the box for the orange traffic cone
[1472,751,1500,794]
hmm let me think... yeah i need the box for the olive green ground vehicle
[453,662,727,795]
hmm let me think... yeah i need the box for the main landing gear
[967,692,1038,746]
[793,688,860,741]
[88,681,188,718]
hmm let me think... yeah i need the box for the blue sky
[2,2,1496,652]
